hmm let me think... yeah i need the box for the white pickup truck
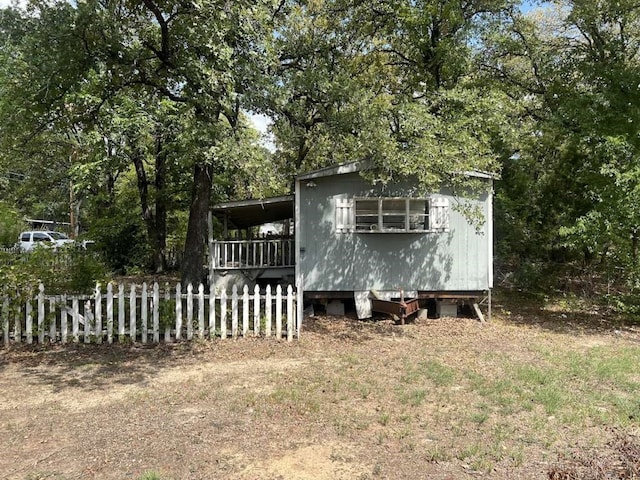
[18,231,75,252]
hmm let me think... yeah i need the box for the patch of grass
[378,411,390,426]
[424,443,452,462]
[138,472,163,480]
[400,388,427,406]
[402,360,456,386]
[469,404,490,425]
[457,443,480,461]
[267,386,321,414]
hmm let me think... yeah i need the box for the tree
[0,0,281,283]
[264,0,515,207]
[481,1,640,291]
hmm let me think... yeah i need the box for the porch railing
[211,238,295,270]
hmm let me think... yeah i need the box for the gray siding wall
[298,172,492,292]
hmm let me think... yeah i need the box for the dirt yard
[1,292,639,480]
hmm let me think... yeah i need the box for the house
[209,161,494,319]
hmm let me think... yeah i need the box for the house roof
[296,161,498,181]
[296,161,363,181]
[211,163,495,231]
[211,195,294,230]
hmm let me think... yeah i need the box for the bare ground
[1,293,640,480]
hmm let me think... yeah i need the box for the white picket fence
[1,283,298,346]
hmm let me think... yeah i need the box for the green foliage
[87,204,151,274]
[0,246,109,300]
[267,0,512,198]
[484,1,640,310]
[0,202,25,247]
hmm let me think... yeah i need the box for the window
[335,197,449,233]
[33,232,51,242]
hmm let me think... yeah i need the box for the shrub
[0,246,110,297]
[0,202,26,247]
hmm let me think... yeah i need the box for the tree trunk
[153,134,167,273]
[132,148,166,273]
[181,162,213,287]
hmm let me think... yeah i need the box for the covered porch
[208,195,295,289]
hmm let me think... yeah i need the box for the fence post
[141,282,148,345]
[253,284,260,336]
[242,285,249,338]
[175,283,182,340]
[95,285,102,344]
[107,283,113,344]
[265,285,272,337]
[231,285,239,339]
[220,289,227,339]
[198,284,205,339]
[153,282,160,343]
[276,285,282,340]
[287,285,294,342]
[37,284,45,344]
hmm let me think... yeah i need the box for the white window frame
[335,196,449,233]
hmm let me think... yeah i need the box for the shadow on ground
[493,288,640,338]
[0,341,211,392]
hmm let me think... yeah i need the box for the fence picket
[107,284,113,344]
[61,295,68,344]
[141,283,148,345]
[0,282,298,346]
[208,284,215,337]
[232,285,239,339]
[95,286,102,344]
[164,283,171,342]
[26,297,33,344]
[175,283,182,340]
[265,285,272,337]
[49,297,56,343]
[198,284,205,339]
[37,284,45,344]
[118,283,125,340]
[14,303,21,344]
[153,282,160,343]
[287,285,294,342]
[84,300,92,344]
[276,285,282,340]
[72,298,79,343]
[253,284,260,336]
[186,284,193,341]
[242,285,249,338]
[129,284,137,342]
[220,289,227,339]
